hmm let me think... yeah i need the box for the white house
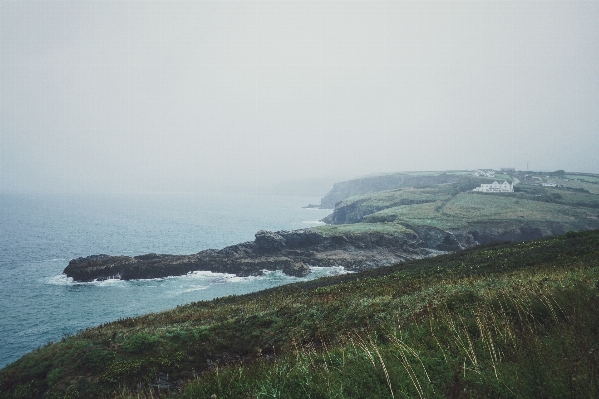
[542,181,557,187]
[474,169,496,178]
[473,181,514,193]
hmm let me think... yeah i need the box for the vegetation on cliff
[2,230,599,398]
[318,173,599,241]
[317,172,484,209]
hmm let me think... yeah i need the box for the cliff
[318,172,481,208]
[64,172,599,282]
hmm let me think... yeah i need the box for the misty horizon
[2,1,598,194]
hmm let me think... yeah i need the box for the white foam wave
[186,270,236,279]
[309,266,353,276]
[16,325,53,337]
[302,220,325,225]
[93,278,126,287]
[46,274,74,285]
[178,286,209,294]
[45,274,126,287]
[225,274,266,283]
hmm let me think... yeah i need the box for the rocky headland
[63,223,563,282]
[63,229,432,281]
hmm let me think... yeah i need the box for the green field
[314,222,413,236]
[564,174,599,183]
[2,231,599,398]
[338,186,455,209]
[491,173,512,181]
[334,185,599,233]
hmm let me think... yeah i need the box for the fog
[2,1,598,194]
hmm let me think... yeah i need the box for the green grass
[362,191,599,232]
[444,192,596,222]
[313,222,413,236]
[2,230,599,398]
[492,173,512,181]
[322,180,599,235]
[324,180,495,225]
[337,184,457,211]
[564,174,599,183]
[514,185,599,209]
[364,201,465,229]
[338,186,454,207]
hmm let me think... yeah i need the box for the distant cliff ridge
[318,172,478,208]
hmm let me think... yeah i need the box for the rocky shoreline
[62,223,558,282]
[63,229,427,281]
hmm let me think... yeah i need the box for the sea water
[0,192,333,368]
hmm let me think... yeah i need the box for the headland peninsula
[65,170,599,282]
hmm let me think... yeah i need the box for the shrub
[121,333,158,354]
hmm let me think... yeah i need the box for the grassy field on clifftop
[319,179,599,236]
[2,230,599,398]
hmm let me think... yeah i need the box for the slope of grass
[514,185,599,209]
[362,191,599,231]
[564,174,599,183]
[444,192,597,222]
[313,222,413,236]
[2,230,599,398]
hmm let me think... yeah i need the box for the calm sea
[0,192,333,368]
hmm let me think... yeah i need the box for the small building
[473,181,514,193]
[542,181,557,187]
[500,167,515,172]
[474,169,496,178]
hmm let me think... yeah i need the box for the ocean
[0,192,334,368]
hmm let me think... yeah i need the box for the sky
[1,1,598,194]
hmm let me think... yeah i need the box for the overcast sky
[1,1,598,194]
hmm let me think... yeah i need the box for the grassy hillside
[516,171,599,195]
[318,173,490,208]
[320,180,599,236]
[2,230,599,398]
[364,192,598,227]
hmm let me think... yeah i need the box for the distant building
[500,167,515,172]
[542,181,557,187]
[474,169,496,178]
[473,181,514,193]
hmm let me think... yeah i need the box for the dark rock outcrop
[64,221,589,282]
[282,261,311,277]
[64,228,437,282]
